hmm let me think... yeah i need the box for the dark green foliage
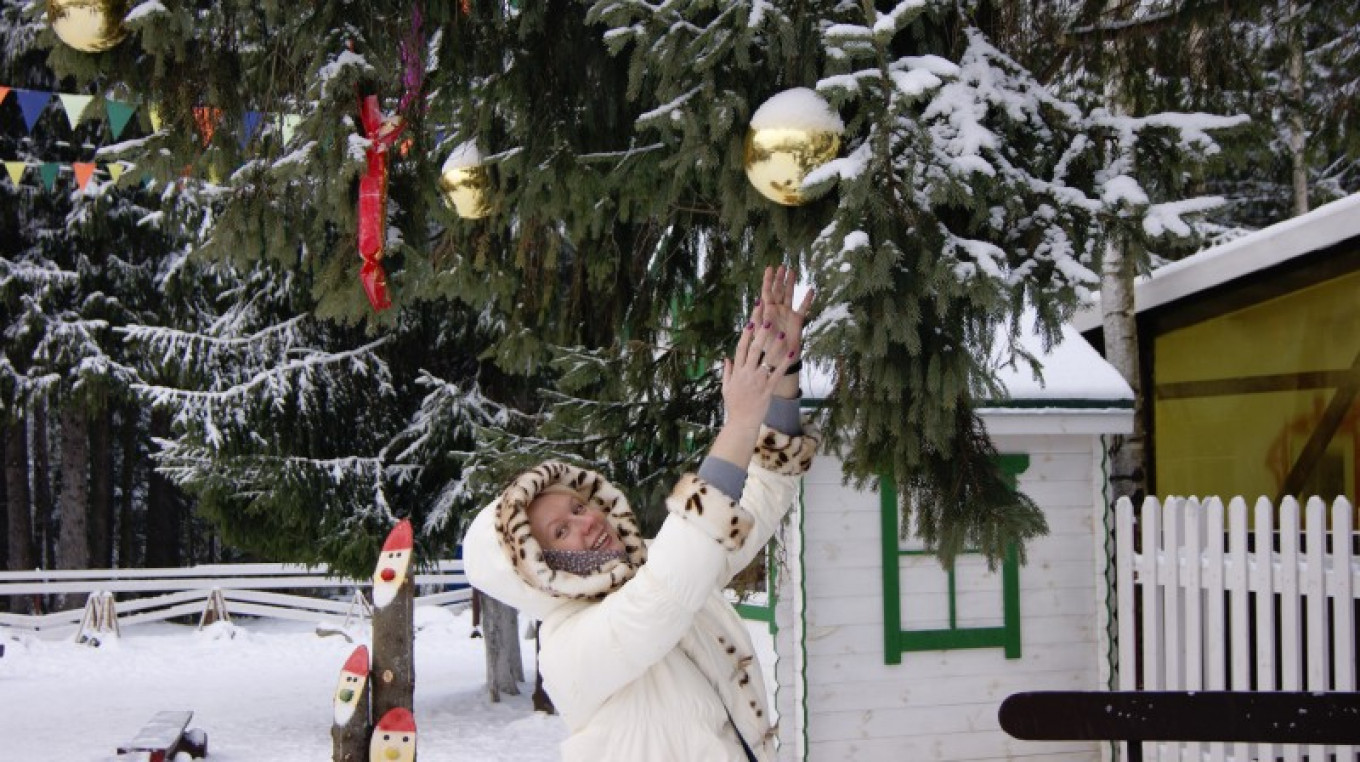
[33,0,1323,572]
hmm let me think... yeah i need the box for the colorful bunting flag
[149,103,163,131]
[58,94,94,130]
[193,106,222,146]
[241,110,263,149]
[0,86,10,105]
[38,162,59,191]
[73,162,96,191]
[4,161,24,185]
[281,113,301,146]
[107,162,126,183]
[16,89,52,133]
[105,99,136,140]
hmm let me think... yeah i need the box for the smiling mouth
[591,531,609,551]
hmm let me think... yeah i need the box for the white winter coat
[463,426,816,762]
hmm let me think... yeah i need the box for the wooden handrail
[1000,690,1360,761]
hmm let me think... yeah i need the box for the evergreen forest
[2,0,1357,597]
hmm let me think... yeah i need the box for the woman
[463,266,818,761]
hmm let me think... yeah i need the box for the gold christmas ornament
[48,0,128,53]
[438,141,490,220]
[744,88,844,206]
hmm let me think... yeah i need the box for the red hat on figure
[382,519,413,552]
[376,707,416,733]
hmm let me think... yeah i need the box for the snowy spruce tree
[43,0,1256,568]
[2,0,203,594]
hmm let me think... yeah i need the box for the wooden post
[480,593,522,702]
[370,520,415,728]
[372,575,414,722]
[331,645,371,762]
[75,590,119,645]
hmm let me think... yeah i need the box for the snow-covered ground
[0,605,774,761]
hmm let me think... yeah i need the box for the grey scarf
[541,548,628,575]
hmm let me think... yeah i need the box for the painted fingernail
[788,350,796,358]
[763,321,771,329]
[778,331,786,340]
[754,298,761,306]
[745,321,754,331]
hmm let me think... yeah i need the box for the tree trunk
[480,593,523,702]
[145,408,182,568]
[371,575,415,724]
[56,402,91,610]
[32,399,55,574]
[88,405,113,568]
[117,404,141,567]
[1101,242,1148,507]
[1287,0,1309,216]
[5,417,34,614]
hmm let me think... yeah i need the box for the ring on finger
[759,362,777,375]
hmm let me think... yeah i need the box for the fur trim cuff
[752,423,818,476]
[665,474,755,551]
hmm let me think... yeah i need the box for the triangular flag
[280,113,301,145]
[72,162,96,191]
[106,162,126,183]
[58,94,94,130]
[0,86,10,105]
[4,161,25,185]
[16,89,52,133]
[105,99,136,140]
[38,162,60,190]
[192,106,222,146]
[240,110,263,149]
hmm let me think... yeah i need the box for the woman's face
[526,492,625,553]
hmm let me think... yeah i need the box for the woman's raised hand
[758,265,814,364]
[722,301,792,428]
[708,265,813,470]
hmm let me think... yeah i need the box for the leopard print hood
[463,461,650,620]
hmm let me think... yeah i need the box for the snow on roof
[801,318,1133,405]
[1072,192,1360,332]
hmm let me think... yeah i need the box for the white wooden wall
[775,432,1111,761]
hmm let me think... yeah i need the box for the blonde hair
[535,484,582,501]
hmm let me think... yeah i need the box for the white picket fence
[1116,495,1359,761]
[0,561,469,640]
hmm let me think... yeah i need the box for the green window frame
[880,454,1028,664]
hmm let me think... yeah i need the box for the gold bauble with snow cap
[438,141,491,220]
[48,0,128,53]
[744,87,843,206]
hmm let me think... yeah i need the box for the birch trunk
[1287,0,1309,216]
[1101,242,1148,506]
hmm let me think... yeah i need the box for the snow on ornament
[371,519,413,609]
[369,707,416,762]
[333,645,370,726]
[48,0,128,53]
[438,141,490,219]
[744,87,843,206]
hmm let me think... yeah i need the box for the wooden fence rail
[0,561,469,639]
[1116,495,1359,762]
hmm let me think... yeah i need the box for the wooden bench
[114,710,208,761]
[999,691,1360,761]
